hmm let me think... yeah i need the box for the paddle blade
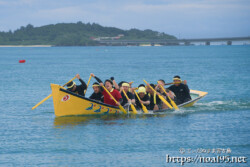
[32,94,52,110]
[159,95,173,109]
[170,99,179,110]
[119,105,127,114]
[142,105,149,113]
[32,76,76,110]
[130,104,138,114]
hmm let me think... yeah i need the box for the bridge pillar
[205,41,210,45]
[227,41,232,45]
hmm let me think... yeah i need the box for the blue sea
[0,46,249,166]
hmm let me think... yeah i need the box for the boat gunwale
[178,96,203,107]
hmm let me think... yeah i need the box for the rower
[91,73,123,106]
[147,84,161,110]
[89,82,104,102]
[153,80,173,109]
[120,82,135,107]
[66,74,87,96]
[115,79,134,92]
[118,81,126,89]
[135,87,150,110]
[157,79,173,97]
[167,76,191,105]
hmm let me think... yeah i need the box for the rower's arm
[93,76,103,84]
[112,78,119,90]
[129,93,136,104]
[142,100,150,105]
[130,87,137,94]
[155,84,160,91]
[95,76,104,92]
[75,74,87,89]
[79,78,87,89]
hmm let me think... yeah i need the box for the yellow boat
[51,84,208,117]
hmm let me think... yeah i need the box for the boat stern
[180,90,208,107]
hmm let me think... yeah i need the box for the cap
[138,87,146,94]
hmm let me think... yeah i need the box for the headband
[67,82,76,89]
[122,83,130,87]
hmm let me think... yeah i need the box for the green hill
[0,22,176,46]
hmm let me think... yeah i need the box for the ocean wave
[173,100,250,114]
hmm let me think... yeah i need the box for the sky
[0,0,249,38]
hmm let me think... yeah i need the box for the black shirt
[135,94,150,109]
[168,83,191,105]
[148,93,161,110]
[121,91,135,106]
[89,92,104,102]
[67,79,87,96]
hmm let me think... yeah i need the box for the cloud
[123,1,250,13]
[0,0,249,37]
[0,0,36,6]
[35,7,88,20]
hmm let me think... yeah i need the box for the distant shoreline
[0,45,52,47]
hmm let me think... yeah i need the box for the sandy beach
[0,45,52,47]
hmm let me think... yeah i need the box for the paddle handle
[134,90,141,103]
[165,81,184,85]
[84,75,92,95]
[122,90,130,101]
[134,90,145,108]
[143,80,157,94]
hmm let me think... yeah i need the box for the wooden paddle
[32,76,76,110]
[134,90,149,113]
[101,86,127,114]
[84,74,92,95]
[143,80,173,109]
[158,82,179,110]
[122,90,137,114]
[165,82,174,85]
[165,81,185,85]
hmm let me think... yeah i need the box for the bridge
[98,36,250,46]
